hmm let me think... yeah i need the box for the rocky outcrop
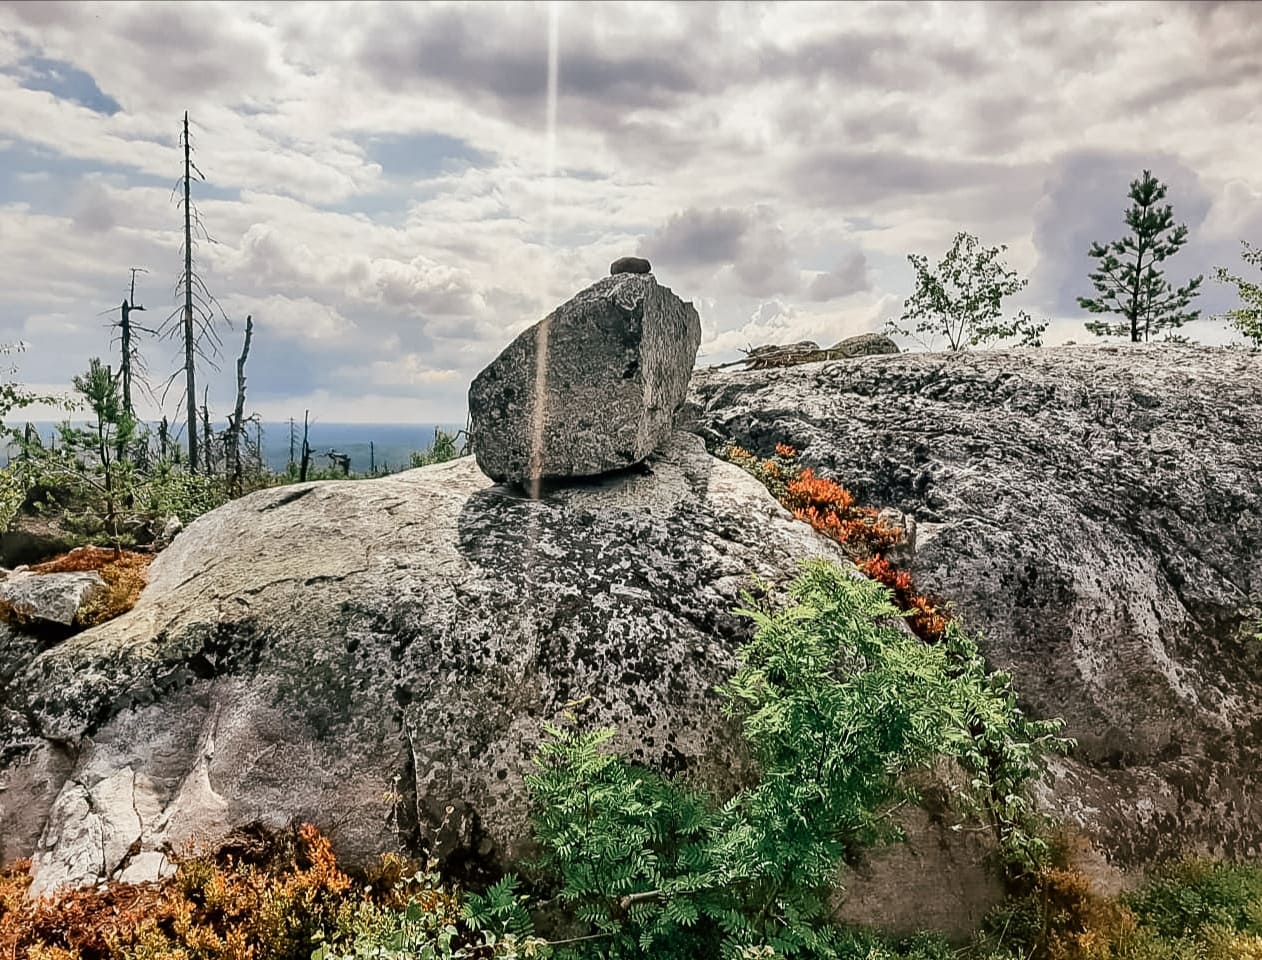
[689,344,1262,872]
[468,274,701,487]
[0,434,847,897]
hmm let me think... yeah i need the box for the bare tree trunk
[227,315,253,496]
[183,111,199,471]
[299,410,312,482]
[201,388,213,478]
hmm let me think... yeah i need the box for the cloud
[807,251,871,302]
[0,0,1258,422]
[640,207,800,297]
[220,294,358,346]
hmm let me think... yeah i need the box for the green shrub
[1126,860,1262,941]
[527,560,1070,959]
[136,462,229,524]
[410,428,466,468]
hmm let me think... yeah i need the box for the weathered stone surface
[689,344,1262,871]
[610,256,651,275]
[826,332,900,357]
[0,570,107,625]
[0,434,851,897]
[469,274,701,486]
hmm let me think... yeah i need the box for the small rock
[152,515,183,552]
[610,256,651,276]
[826,332,900,357]
[876,507,917,567]
[0,570,108,626]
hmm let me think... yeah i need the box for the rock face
[468,274,701,487]
[689,344,1262,872]
[0,434,847,897]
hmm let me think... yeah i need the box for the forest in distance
[1,421,466,476]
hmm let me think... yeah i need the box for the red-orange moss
[723,442,953,644]
[0,825,432,960]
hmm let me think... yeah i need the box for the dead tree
[160,111,225,472]
[116,267,148,420]
[108,267,152,464]
[201,388,213,477]
[299,410,313,482]
[253,421,264,473]
[225,315,253,495]
[325,450,351,477]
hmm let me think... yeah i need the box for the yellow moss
[29,546,152,627]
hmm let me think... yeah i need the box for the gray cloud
[356,4,709,130]
[1,0,1259,422]
[808,251,871,302]
[639,207,800,297]
[639,208,748,269]
[794,148,1034,210]
[2,1,277,109]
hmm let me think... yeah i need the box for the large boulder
[689,344,1262,877]
[469,274,701,487]
[0,434,847,897]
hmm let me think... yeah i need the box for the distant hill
[4,421,467,475]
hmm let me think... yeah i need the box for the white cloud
[0,0,1257,421]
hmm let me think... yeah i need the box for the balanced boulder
[610,256,652,275]
[469,273,701,487]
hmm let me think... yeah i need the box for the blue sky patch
[361,132,493,180]
[11,56,122,115]
[0,142,241,208]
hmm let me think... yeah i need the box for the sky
[0,0,1259,424]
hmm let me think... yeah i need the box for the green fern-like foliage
[527,560,1071,959]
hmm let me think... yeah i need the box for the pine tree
[1079,170,1202,342]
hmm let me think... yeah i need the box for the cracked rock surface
[0,434,846,897]
[689,343,1262,874]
